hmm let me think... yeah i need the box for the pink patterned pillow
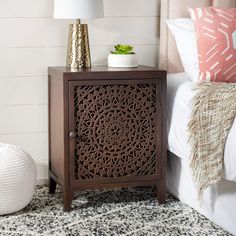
[189,7,236,82]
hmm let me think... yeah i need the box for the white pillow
[166,18,199,82]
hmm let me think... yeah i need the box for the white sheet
[167,152,236,235]
[167,73,236,182]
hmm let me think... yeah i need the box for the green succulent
[111,44,135,55]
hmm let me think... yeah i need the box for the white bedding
[167,73,236,182]
[167,153,236,235]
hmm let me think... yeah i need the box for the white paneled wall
[0,0,161,184]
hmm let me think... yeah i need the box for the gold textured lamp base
[67,19,91,68]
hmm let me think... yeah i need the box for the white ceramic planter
[108,54,138,68]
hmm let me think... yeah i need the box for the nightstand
[48,66,167,211]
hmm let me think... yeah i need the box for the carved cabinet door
[68,80,162,186]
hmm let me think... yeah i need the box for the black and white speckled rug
[0,186,231,236]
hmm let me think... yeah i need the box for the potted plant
[108,44,138,68]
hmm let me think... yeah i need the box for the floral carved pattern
[73,83,161,180]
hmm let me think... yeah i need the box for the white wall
[0,0,161,184]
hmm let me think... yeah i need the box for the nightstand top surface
[48,65,166,81]
[48,65,165,73]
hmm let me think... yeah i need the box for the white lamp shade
[53,0,104,19]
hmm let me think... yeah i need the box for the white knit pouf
[0,143,37,215]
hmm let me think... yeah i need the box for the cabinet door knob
[69,131,76,138]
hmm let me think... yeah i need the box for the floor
[0,186,232,236]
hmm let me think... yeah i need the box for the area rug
[0,186,231,236]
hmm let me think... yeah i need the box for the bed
[159,1,236,235]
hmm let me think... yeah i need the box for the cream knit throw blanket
[188,82,236,197]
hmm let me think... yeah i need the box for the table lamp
[54,0,104,68]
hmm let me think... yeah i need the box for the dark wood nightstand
[48,66,167,211]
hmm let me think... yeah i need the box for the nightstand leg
[49,177,57,194]
[63,188,74,212]
[156,181,166,204]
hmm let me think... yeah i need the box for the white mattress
[167,73,236,182]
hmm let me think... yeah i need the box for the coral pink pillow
[189,7,236,82]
